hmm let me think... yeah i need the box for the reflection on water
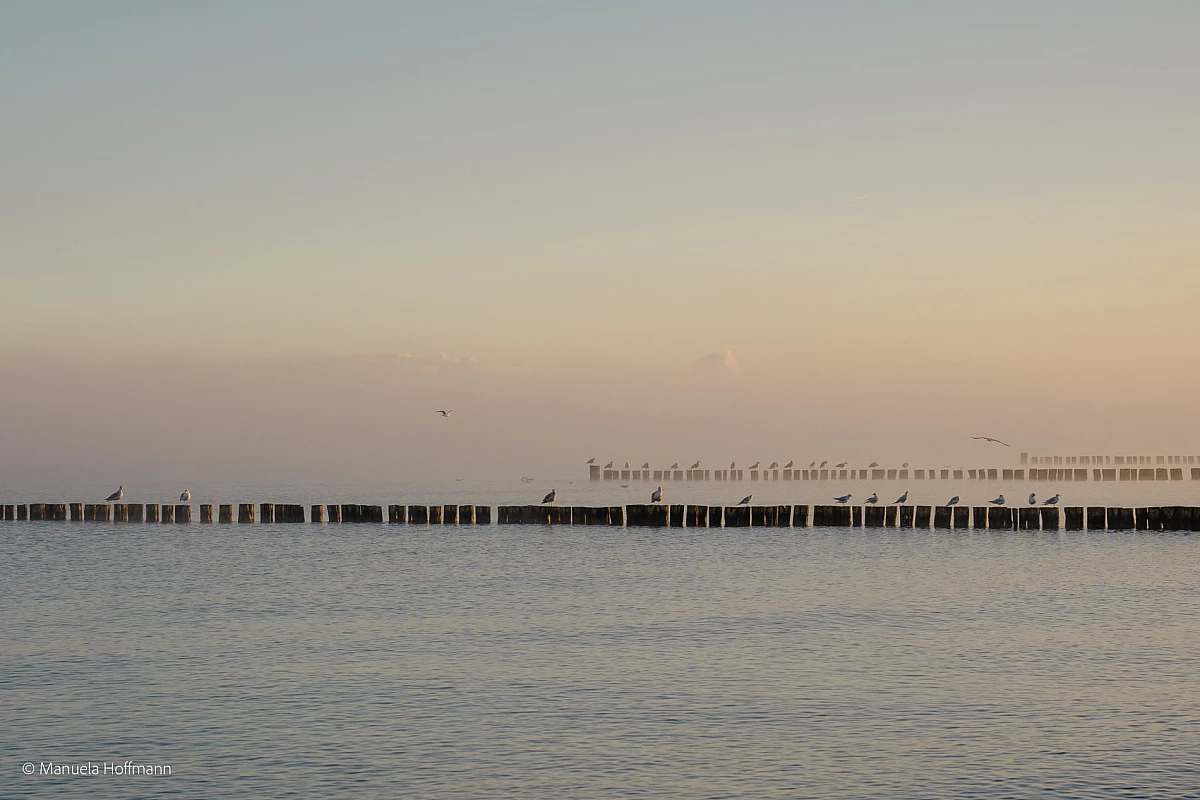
[3,521,1199,798]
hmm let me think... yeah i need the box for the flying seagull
[690,461,700,469]
[1028,493,1036,505]
[542,489,556,505]
[834,493,852,504]
[972,436,1009,446]
[865,492,878,505]
[738,494,753,505]
[437,410,452,417]
[179,489,191,502]
[784,460,794,469]
[1043,493,1060,505]
[895,491,908,504]
[651,486,663,503]
[749,461,760,470]
[104,486,123,502]
[868,461,879,468]
[947,495,960,506]
[989,494,1005,505]
[586,457,595,465]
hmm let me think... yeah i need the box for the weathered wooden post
[724,506,750,527]
[28,503,45,521]
[1085,507,1105,529]
[475,506,491,524]
[668,504,684,527]
[1107,507,1132,530]
[324,504,340,522]
[405,505,424,524]
[913,506,931,528]
[175,504,192,522]
[237,503,254,523]
[933,507,951,528]
[428,505,443,524]
[896,506,913,527]
[442,504,457,524]
[864,506,884,527]
[792,505,808,527]
[218,504,233,523]
[883,505,897,527]
[16,505,29,521]
[952,506,969,528]
[708,506,723,526]
[1064,507,1083,530]
[851,506,863,527]
[687,505,708,527]
[67,503,82,521]
[985,506,1009,529]
[161,504,174,523]
[971,507,987,529]
[458,505,475,524]
[307,504,322,523]
[1018,507,1038,530]
[259,503,274,523]
[111,504,127,523]
[387,504,404,523]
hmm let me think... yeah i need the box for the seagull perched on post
[868,461,879,468]
[809,461,816,468]
[768,461,779,470]
[690,461,700,469]
[989,494,1005,505]
[895,491,908,504]
[1028,493,1036,505]
[436,410,452,417]
[784,461,794,469]
[749,461,760,470]
[972,436,1009,446]
[865,492,878,505]
[835,462,848,469]
[1043,493,1060,505]
[604,461,613,469]
[641,462,650,469]
[730,461,736,470]
[670,462,680,470]
[104,486,123,502]
[624,462,630,469]
[586,457,595,465]
[902,462,909,468]
[651,486,663,503]
[834,493,852,504]
[179,489,191,502]
[542,489,556,505]
[738,494,752,505]
[947,496,960,506]
[819,461,828,468]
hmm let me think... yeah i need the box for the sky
[1,2,1198,488]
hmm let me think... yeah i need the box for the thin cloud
[694,349,740,373]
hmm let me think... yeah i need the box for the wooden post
[933,507,951,528]
[708,506,724,527]
[161,504,174,523]
[590,465,601,480]
[68,503,82,521]
[1106,507,1131,530]
[864,506,884,527]
[668,504,684,527]
[687,505,708,527]
[238,503,254,523]
[174,504,191,522]
[406,505,426,524]
[724,506,750,527]
[1064,507,1083,530]
[443,504,457,524]
[971,507,987,529]
[627,504,668,526]
[16,505,29,521]
[851,506,863,527]
[112,503,128,523]
[986,506,1010,529]
[952,506,969,528]
[791,505,808,526]
[1085,507,1105,529]
[144,503,159,523]
[1018,507,1038,530]
[219,504,233,523]
[606,506,621,526]
[260,503,274,523]
[425,505,441,524]
[914,506,931,528]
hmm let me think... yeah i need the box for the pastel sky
[2,3,1198,485]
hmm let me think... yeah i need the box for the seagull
[1028,493,1036,505]
[819,461,828,468]
[868,461,879,468]
[738,494,753,505]
[768,461,779,469]
[641,462,650,469]
[179,489,191,502]
[835,462,847,469]
[690,461,700,469]
[1043,493,1060,505]
[972,436,1009,446]
[541,489,556,505]
[586,457,595,465]
[947,496,960,506]
[749,461,760,470]
[865,492,878,504]
[104,486,123,502]
[604,461,613,469]
[436,410,452,417]
[895,491,908,504]
[834,494,852,504]
[990,495,1005,505]
[730,461,736,470]
[624,462,630,469]
[784,460,794,468]
[809,461,816,468]
[651,486,663,503]
[670,462,680,470]
[901,462,909,468]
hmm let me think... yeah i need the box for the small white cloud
[695,349,739,373]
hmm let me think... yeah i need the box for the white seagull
[865,492,878,504]
[1043,493,1060,505]
[738,494,753,505]
[179,489,191,502]
[542,489,556,505]
[104,486,123,502]
[436,409,452,417]
[651,486,663,503]
[895,491,908,504]
[1028,493,1037,505]
[834,494,852,504]
[947,496,960,507]
[989,494,1005,505]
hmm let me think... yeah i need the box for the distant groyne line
[3,502,1200,532]
[593,466,1200,482]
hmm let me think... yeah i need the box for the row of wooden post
[594,467,1199,482]
[4,502,1199,530]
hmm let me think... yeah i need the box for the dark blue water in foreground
[3,522,1199,798]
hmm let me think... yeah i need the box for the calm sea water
[3,507,1199,799]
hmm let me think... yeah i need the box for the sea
[3,475,1199,798]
